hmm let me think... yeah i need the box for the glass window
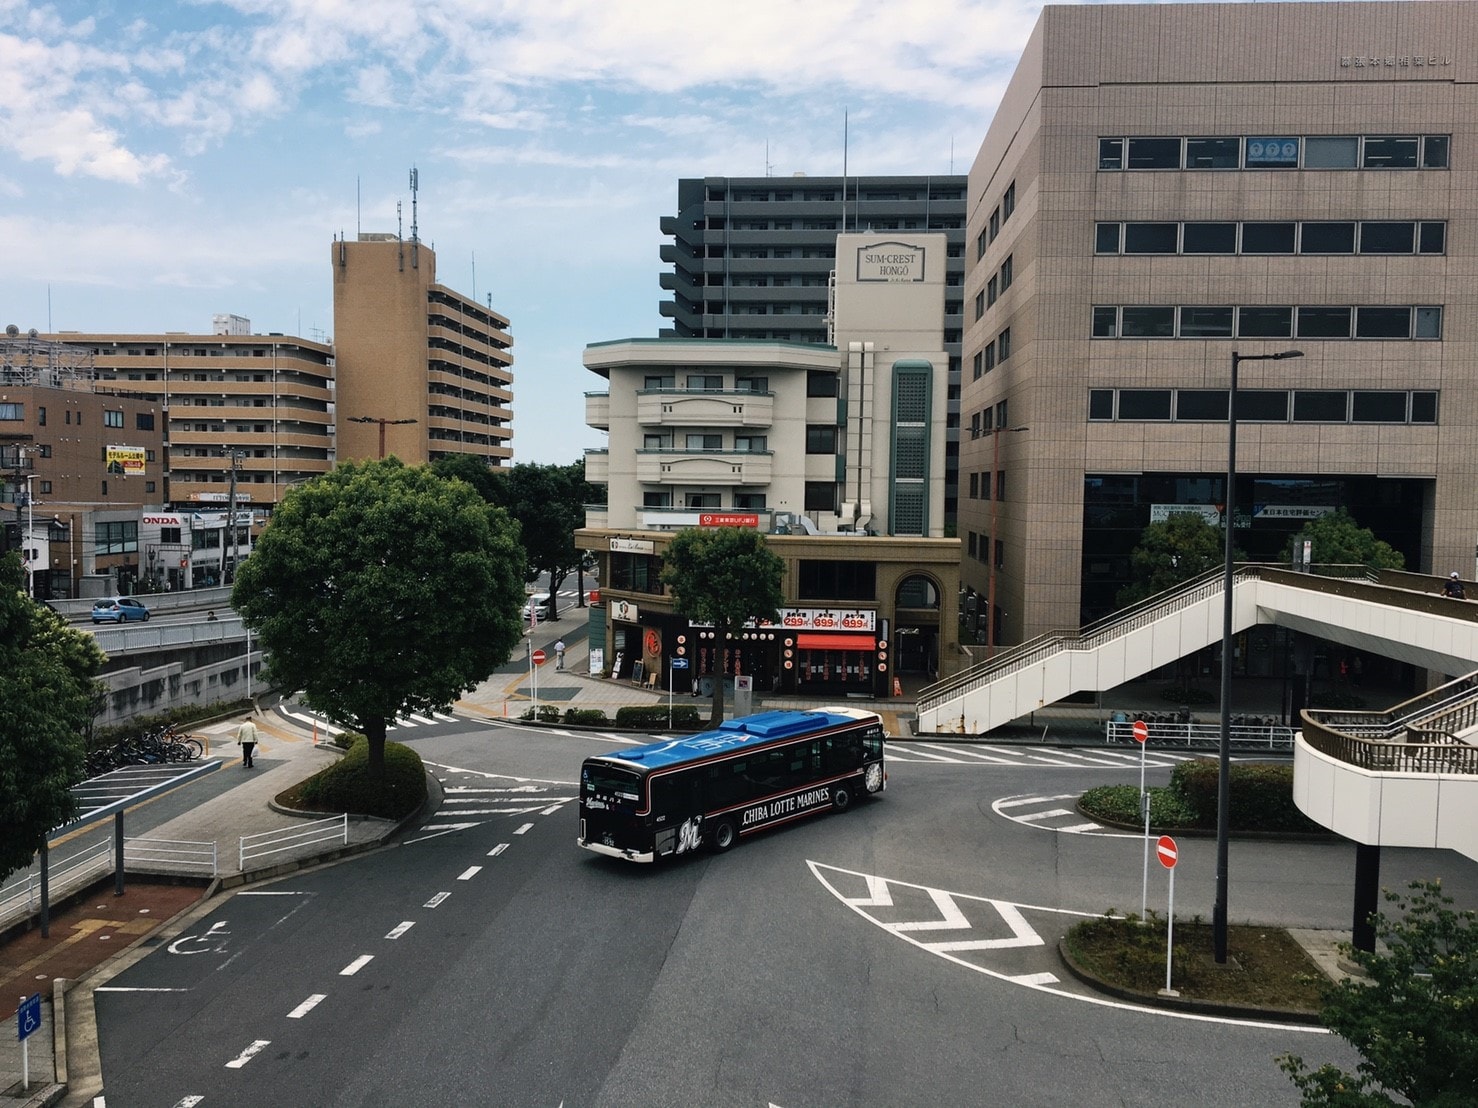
[805,426,837,454]
[1303,136,1359,168]
[1360,222,1415,254]
[1351,392,1409,423]
[1117,390,1172,420]
[734,435,768,452]
[1418,222,1447,254]
[735,376,769,393]
[1423,136,1450,168]
[1092,306,1118,338]
[974,291,985,320]
[972,351,983,380]
[999,255,1013,290]
[1355,307,1412,338]
[803,482,837,513]
[985,345,996,371]
[1184,137,1240,169]
[1088,390,1115,420]
[643,375,674,390]
[0,403,23,420]
[1363,136,1419,168]
[1125,137,1181,169]
[987,276,998,306]
[1415,306,1443,339]
[1244,137,1299,168]
[1240,391,1290,422]
[1181,223,1237,253]
[686,374,722,390]
[1123,223,1179,254]
[1095,223,1122,253]
[1179,306,1234,338]
[1300,222,1356,254]
[1411,392,1438,423]
[976,230,987,259]
[1002,181,1016,219]
[1241,223,1297,253]
[1120,306,1175,338]
[1176,391,1229,420]
[1293,391,1349,421]
[643,491,671,508]
[1237,306,1293,337]
[685,433,721,450]
[1098,138,1124,170]
[997,329,1012,360]
[1296,307,1352,338]
[806,371,838,397]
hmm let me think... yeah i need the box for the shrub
[1168,759,1324,833]
[90,698,254,752]
[1079,783,1199,828]
[293,737,427,819]
[517,704,561,723]
[563,708,609,726]
[614,704,703,729]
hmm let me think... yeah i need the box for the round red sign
[531,649,547,665]
[1133,719,1149,743]
[1156,835,1178,869]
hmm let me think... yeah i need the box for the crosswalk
[886,740,1197,769]
[276,705,462,737]
[408,763,577,842]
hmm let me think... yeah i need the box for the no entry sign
[531,649,547,666]
[1156,835,1178,869]
[1133,719,1148,743]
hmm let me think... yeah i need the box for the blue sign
[17,993,41,1042]
[670,657,689,670]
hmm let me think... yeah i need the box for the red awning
[795,633,877,651]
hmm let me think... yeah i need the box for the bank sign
[856,241,926,282]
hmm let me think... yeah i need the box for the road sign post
[670,657,689,729]
[16,992,41,1091]
[1135,718,1150,919]
[1156,835,1180,997]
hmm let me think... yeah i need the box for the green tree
[232,458,526,777]
[1279,880,1478,1107]
[1116,512,1231,607]
[429,453,503,505]
[0,554,107,882]
[1287,508,1404,571]
[661,527,785,725]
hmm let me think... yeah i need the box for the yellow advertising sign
[106,445,146,476]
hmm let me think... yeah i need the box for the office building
[660,174,967,521]
[959,0,1477,650]
[333,234,514,466]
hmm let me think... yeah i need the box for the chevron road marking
[807,861,1326,1031]
[995,793,1079,808]
[991,793,1122,837]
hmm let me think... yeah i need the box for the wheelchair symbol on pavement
[168,920,231,955]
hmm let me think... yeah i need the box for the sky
[3,0,1196,464]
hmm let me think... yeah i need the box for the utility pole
[221,448,244,585]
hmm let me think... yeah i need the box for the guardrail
[125,837,218,876]
[1300,724,1478,775]
[0,836,112,930]
[1104,720,1296,752]
[239,814,348,871]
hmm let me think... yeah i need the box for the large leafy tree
[661,527,785,725]
[232,458,526,776]
[1279,880,1478,1107]
[1116,511,1232,607]
[0,554,106,882]
[1286,508,1404,571]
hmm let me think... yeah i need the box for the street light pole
[1215,348,1302,964]
[348,416,418,459]
[987,425,1029,656]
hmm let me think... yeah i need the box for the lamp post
[1215,348,1302,964]
[348,416,418,459]
[987,425,1029,656]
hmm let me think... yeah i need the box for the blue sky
[3,1,1077,462]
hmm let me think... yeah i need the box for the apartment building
[660,174,967,522]
[581,233,961,696]
[332,234,514,466]
[959,0,1478,651]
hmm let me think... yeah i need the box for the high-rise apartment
[332,234,514,466]
[959,0,1477,649]
[660,174,967,521]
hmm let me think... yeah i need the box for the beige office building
[332,235,513,466]
[960,1,1478,648]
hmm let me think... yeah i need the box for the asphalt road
[92,722,1478,1107]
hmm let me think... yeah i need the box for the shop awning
[796,633,877,651]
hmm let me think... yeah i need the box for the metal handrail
[239,813,348,870]
[125,836,218,876]
[0,836,112,929]
[1300,721,1478,776]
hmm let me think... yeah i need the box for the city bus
[578,706,886,863]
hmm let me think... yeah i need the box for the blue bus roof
[592,709,867,773]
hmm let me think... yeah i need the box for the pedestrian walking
[554,639,566,670]
[236,713,260,768]
[1443,572,1466,600]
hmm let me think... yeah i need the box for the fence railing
[239,814,348,871]
[1301,724,1478,775]
[0,836,112,930]
[1104,720,1296,752]
[124,837,218,876]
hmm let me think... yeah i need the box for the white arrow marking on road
[540,803,564,815]
[424,892,450,908]
[225,1039,271,1069]
[386,921,415,939]
[488,843,509,857]
[287,994,326,1019]
[457,866,482,880]
[340,954,374,976]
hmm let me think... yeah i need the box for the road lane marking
[996,794,1078,808]
[1015,808,1077,823]
[457,865,482,880]
[514,822,534,835]
[96,987,190,993]
[488,843,508,857]
[403,823,480,843]
[539,803,563,815]
[287,994,327,1019]
[171,1097,204,1107]
[340,955,374,976]
[237,890,313,896]
[386,921,416,939]
[225,1039,271,1068]
[424,892,450,908]
[1009,972,1060,986]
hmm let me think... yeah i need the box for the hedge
[614,704,703,729]
[1080,758,1324,834]
[294,737,427,820]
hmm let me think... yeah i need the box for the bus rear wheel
[710,818,738,853]
[833,785,852,812]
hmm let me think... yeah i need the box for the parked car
[521,593,551,620]
[91,597,151,624]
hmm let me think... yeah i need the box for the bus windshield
[582,763,642,801]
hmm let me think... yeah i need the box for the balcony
[636,390,773,429]
[584,449,609,483]
[585,392,610,430]
[636,450,772,486]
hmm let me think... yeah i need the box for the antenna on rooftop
[765,140,773,178]
[409,166,420,269]
[397,200,404,272]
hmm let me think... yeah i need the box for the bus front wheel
[833,785,852,812]
[710,818,738,853]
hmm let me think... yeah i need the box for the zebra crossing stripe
[1015,808,1078,823]
[996,793,1078,808]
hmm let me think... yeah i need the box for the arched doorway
[895,574,942,677]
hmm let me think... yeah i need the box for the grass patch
[277,738,427,820]
[1064,913,1327,1012]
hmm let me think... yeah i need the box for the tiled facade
[959,0,1478,646]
